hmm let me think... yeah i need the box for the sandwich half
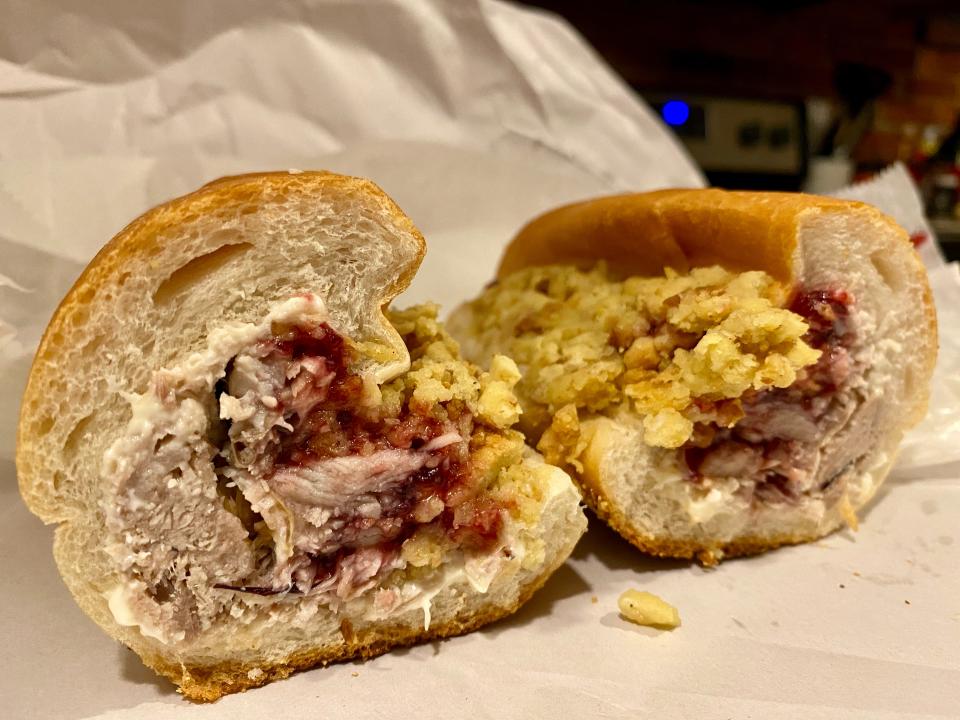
[16,171,586,700]
[450,189,936,564]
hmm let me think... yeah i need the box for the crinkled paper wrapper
[1,3,957,718]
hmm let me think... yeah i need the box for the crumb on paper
[853,571,861,577]
[905,600,911,605]
[351,671,359,677]
[617,590,680,629]
[696,547,723,567]
[839,584,846,589]
[591,596,598,604]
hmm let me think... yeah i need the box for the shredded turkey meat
[213,315,514,598]
[683,287,860,504]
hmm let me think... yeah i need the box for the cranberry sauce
[268,322,502,558]
[789,288,854,353]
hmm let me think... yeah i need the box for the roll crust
[501,189,893,282]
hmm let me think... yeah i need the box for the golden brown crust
[497,189,897,283]
[144,548,562,701]
[16,170,426,516]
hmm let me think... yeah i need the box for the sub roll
[451,189,936,564]
[16,172,585,700]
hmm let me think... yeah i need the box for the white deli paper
[1,2,957,719]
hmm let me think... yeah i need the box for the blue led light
[662,100,690,127]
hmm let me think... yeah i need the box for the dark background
[522,0,960,257]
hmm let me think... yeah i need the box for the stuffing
[458,264,820,456]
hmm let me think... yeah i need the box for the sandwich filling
[457,264,863,512]
[101,295,559,644]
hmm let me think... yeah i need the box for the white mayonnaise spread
[100,295,332,644]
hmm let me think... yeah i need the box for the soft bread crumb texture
[617,589,681,629]
[166,548,574,702]
[460,264,819,458]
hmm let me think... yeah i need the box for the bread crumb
[351,671,359,677]
[477,355,523,428]
[538,403,587,470]
[591,595,598,604]
[617,589,680,629]
[838,494,860,530]
[697,547,723,566]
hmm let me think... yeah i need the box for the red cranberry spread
[217,322,504,596]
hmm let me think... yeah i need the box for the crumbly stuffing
[461,264,820,459]
[487,459,551,570]
[381,305,544,575]
[400,524,454,568]
[386,303,522,431]
[537,404,590,474]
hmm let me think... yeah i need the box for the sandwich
[450,189,936,564]
[16,171,586,700]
